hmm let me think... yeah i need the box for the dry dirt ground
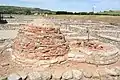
[0,15,120,78]
[48,15,120,26]
[1,49,120,78]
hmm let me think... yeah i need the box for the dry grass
[48,15,120,25]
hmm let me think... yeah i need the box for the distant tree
[94,13,100,15]
[34,8,40,11]
[109,10,113,12]
[88,12,94,15]
[56,11,68,15]
[104,11,107,13]
[25,9,32,15]
[67,12,73,15]
[80,12,88,15]
[74,12,80,15]
[9,9,14,14]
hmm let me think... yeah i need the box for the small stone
[62,70,73,80]
[41,71,52,80]
[68,53,75,58]
[83,71,92,78]
[92,72,100,79]
[75,53,85,58]
[72,69,83,80]
[28,72,42,80]
[114,67,120,75]
[42,64,51,68]
[83,77,92,80]
[50,59,58,64]
[117,76,120,80]
[8,73,22,80]
[105,68,118,76]
[73,58,86,63]
[1,62,10,67]
[17,71,28,80]
[113,77,119,80]
[6,48,13,52]
[52,72,62,80]
[100,75,114,80]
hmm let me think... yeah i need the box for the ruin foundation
[12,24,69,66]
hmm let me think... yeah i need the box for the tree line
[55,11,120,16]
[0,6,120,16]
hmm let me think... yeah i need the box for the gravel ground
[0,15,120,78]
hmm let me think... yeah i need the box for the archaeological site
[0,15,120,80]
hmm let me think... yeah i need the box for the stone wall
[12,24,69,66]
[2,67,120,80]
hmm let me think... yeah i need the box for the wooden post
[1,13,3,20]
[86,27,90,42]
[0,12,1,20]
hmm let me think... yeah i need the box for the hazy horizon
[0,0,120,12]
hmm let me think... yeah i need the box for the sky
[0,0,120,12]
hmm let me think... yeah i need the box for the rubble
[28,72,42,80]
[12,22,69,65]
[61,69,83,80]
[1,17,120,80]
[68,40,120,65]
[62,70,73,80]
[83,71,93,78]
[5,67,120,80]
